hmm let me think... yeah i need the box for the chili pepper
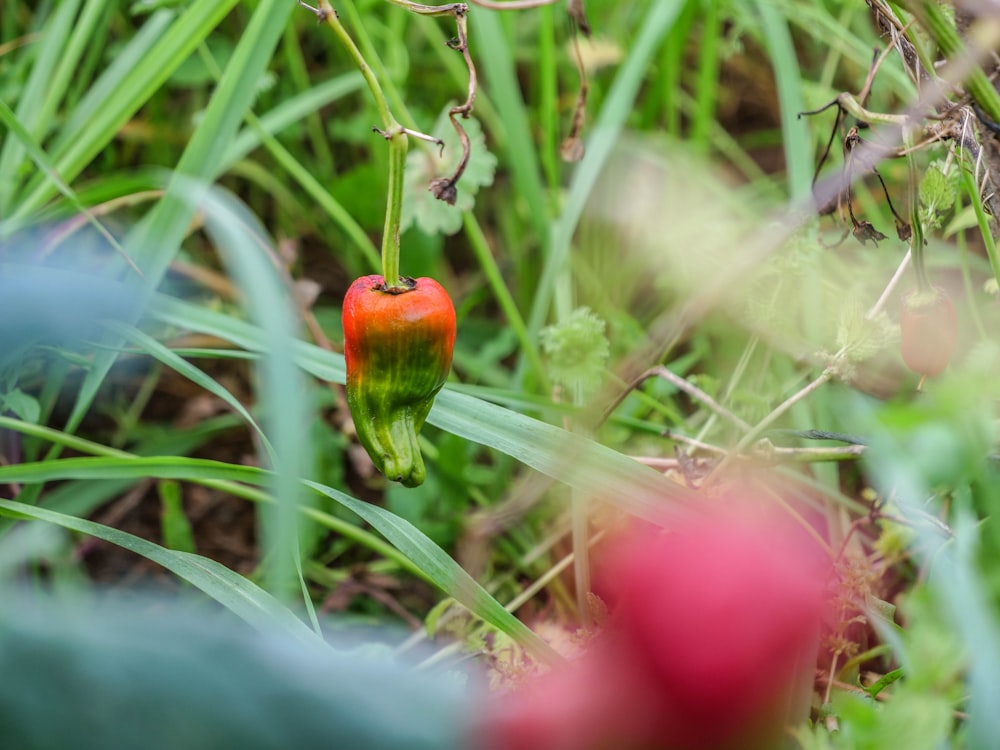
[899,285,957,379]
[342,274,456,487]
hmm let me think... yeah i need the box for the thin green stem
[381,130,408,289]
[197,36,381,272]
[316,0,479,289]
[661,0,696,136]
[281,23,335,174]
[260,127,382,272]
[316,0,411,288]
[691,0,720,151]
[954,190,989,340]
[571,383,591,628]
[318,1,394,131]
[463,212,549,388]
[961,165,1000,290]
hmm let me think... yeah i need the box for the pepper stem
[380,128,408,291]
[317,0,408,291]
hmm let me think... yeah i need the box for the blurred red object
[477,506,830,750]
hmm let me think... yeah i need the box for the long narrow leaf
[183,180,315,601]
[223,72,364,167]
[103,321,274,461]
[306,480,561,664]
[0,456,558,658]
[753,0,812,202]
[0,0,81,214]
[0,414,448,588]
[0,456,267,485]
[62,0,293,446]
[9,0,241,223]
[0,498,321,645]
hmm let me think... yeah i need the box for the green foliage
[836,297,899,380]
[2,1,1000,746]
[539,306,610,397]
[919,160,959,231]
[159,479,196,554]
[801,591,964,750]
[0,388,40,424]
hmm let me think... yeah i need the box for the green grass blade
[0,415,416,579]
[0,0,81,214]
[0,455,556,656]
[691,0,721,150]
[9,0,241,224]
[752,0,811,202]
[427,389,696,514]
[0,456,266,485]
[62,0,294,436]
[223,72,364,167]
[235,108,381,272]
[103,321,274,461]
[188,181,315,602]
[0,416,241,528]
[53,10,175,153]
[0,498,321,645]
[305,480,561,665]
[31,0,108,146]
[470,8,549,244]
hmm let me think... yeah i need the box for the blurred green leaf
[540,306,611,396]
[169,34,234,87]
[0,589,471,750]
[0,388,40,424]
[306,479,561,665]
[159,479,196,554]
[0,453,559,660]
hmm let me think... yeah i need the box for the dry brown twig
[379,1,479,204]
[559,6,589,162]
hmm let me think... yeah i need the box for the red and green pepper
[342,274,456,487]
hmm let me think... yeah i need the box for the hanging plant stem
[309,1,408,289]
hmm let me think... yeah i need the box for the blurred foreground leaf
[0,588,472,750]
